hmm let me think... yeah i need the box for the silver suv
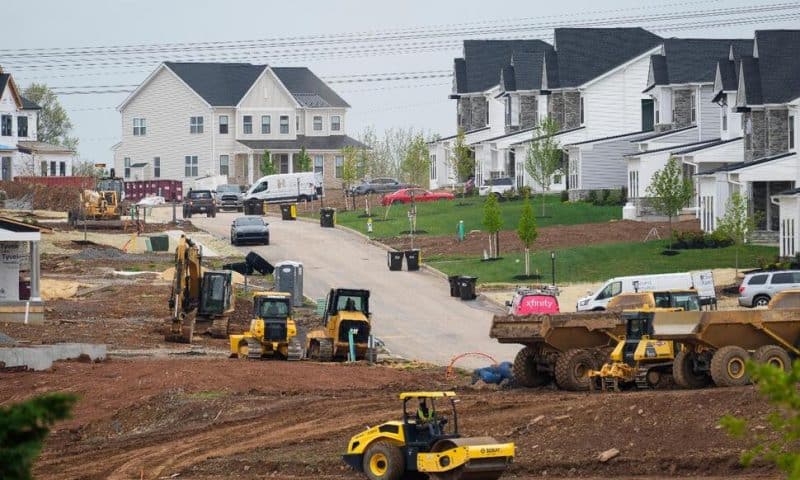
[738,270,800,307]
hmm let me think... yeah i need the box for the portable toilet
[275,261,304,307]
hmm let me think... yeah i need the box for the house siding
[573,137,640,191]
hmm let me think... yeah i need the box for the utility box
[275,260,304,307]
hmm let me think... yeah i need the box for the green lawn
[425,242,778,284]
[331,195,620,238]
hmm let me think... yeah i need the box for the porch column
[288,152,294,174]
[29,240,40,302]
[248,154,255,184]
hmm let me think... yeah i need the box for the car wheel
[753,295,770,307]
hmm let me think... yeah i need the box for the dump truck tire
[672,350,711,389]
[711,345,750,387]
[555,348,595,391]
[363,441,404,480]
[753,345,791,372]
[512,347,549,387]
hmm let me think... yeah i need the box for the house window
[261,115,271,134]
[580,96,585,125]
[124,157,131,178]
[153,157,161,178]
[280,115,289,134]
[219,155,229,176]
[430,154,437,180]
[190,116,204,134]
[133,118,146,136]
[313,116,323,131]
[59,162,66,176]
[50,161,56,176]
[1,115,11,136]
[184,155,198,177]
[40,161,46,176]
[17,116,28,137]
[790,115,795,150]
[331,115,341,131]
[243,116,253,134]
[335,155,344,178]
[690,92,697,124]
[314,155,324,174]
[219,115,229,134]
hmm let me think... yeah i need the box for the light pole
[550,251,556,286]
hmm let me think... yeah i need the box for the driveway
[192,211,519,369]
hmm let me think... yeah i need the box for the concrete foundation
[0,343,107,371]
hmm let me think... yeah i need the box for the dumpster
[244,197,264,215]
[320,208,336,227]
[387,251,404,271]
[405,249,420,271]
[280,204,297,220]
[458,276,478,301]
[448,275,461,297]
[275,260,304,307]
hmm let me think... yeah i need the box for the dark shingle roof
[672,136,742,154]
[739,56,763,105]
[705,151,797,173]
[624,138,719,157]
[647,38,752,89]
[164,63,349,108]
[21,96,41,110]
[237,135,366,151]
[648,55,668,88]
[546,28,662,89]
[0,74,9,99]
[428,126,491,144]
[717,57,739,91]
[751,30,800,104]
[453,58,467,94]
[455,40,552,94]
[631,125,697,142]
[566,130,649,146]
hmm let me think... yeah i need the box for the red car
[381,188,455,206]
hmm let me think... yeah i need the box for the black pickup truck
[183,190,217,218]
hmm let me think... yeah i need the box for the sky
[1,0,798,164]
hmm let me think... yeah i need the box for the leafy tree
[645,156,694,247]
[524,117,562,216]
[716,192,757,274]
[260,149,275,176]
[401,134,430,189]
[340,146,360,210]
[721,360,800,479]
[21,83,78,152]
[0,393,77,480]
[483,190,503,258]
[517,193,538,276]
[71,160,100,178]
[450,128,474,183]
[295,147,311,172]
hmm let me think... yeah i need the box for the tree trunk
[524,248,530,276]
[487,233,493,258]
[541,192,546,217]
[668,215,673,250]
[495,232,501,258]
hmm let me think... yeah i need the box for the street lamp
[550,251,556,286]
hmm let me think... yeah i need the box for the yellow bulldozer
[166,235,235,343]
[343,392,515,480]
[229,291,303,360]
[68,189,125,227]
[306,288,371,361]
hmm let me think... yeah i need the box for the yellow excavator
[344,392,515,480]
[229,292,303,360]
[306,288,371,361]
[166,235,234,343]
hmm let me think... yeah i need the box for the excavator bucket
[419,437,514,480]
[165,311,195,343]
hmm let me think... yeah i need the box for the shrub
[605,189,621,206]
[586,190,598,204]
[672,230,734,250]
[520,185,533,199]
[560,189,569,202]
[620,187,628,204]
[600,189,611,205]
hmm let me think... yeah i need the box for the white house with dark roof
[114,62,365,190]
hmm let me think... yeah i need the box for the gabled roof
[738,56,763,105]
[271,67,350,108]
[631,125,697,142]
[544,28,662,89]
[624,138,719,157]
[704,151,796,174]
[671,136,742,155]
[750,30,800,104]
[645,38,752,91]
[17,141,74,155]
[566,130,649,147]
[0,73,22,109]
[453,39,552,94]
[237,135,367,151]
[510,126,586,146]
[500,49,549,94]
[21,96,41,110]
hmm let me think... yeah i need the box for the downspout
[211,107,216,179]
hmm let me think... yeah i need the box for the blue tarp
[0,144,16,151]
[472,362,513,385]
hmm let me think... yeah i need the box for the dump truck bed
[490,311,626,352]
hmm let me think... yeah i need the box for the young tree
[645,156,694,247]
[71,160,100,177]
[260,149,275,176]
[0,393,77,480]
[716,192,757,274]
[340,146,360,210]
[483,190,503,258]
[22,83,79,152]
[524,117,562,216]
[450,128,474,184]
[721,360,800,479]
[401,134,430,189]
[517,193,538,276]
[295,147,311,172]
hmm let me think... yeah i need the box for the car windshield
[235,217,263,226]
[190,191,212,199]
[217,185,239,193]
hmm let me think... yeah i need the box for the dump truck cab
[229,291,300,360]
[306,288,371,361]
[343,392,515,480]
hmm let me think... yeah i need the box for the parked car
[351,177,408,196]
[738,270,800,307]
[380,188,455,206]
[215,184,244,211]
[479,177,515,197]
[245,172,320,203]
[230,216,270,246]
[182,189,216,218]
[505,287,560,315]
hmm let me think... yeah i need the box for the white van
[245,172,321,203]
[576,270,715,311]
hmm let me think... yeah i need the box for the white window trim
[335,155,344,178]
[243,115,253,135]
[261,115,271,134]
[219,154,230,176]
[313,115,323,131]
[190,116,204,134]
[133,117,147,136]
[313,154,324,174]
[331,115,341,131]
[219,115,229,134]
[280,115,290,134]
[184,155,199,177]
[153,156,161,178]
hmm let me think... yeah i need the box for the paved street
[193,211,519,369]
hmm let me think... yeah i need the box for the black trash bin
[244,198,264,215]
[405,249,420,271]
[320,208,336,228]
[447,275,461,297]
[458,276,478,301]
[280,204,297,220]
[387,251,404,271]
[245,251,274,275]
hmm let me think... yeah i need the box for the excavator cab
[199,271,233,316]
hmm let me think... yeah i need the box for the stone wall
[750,110,767,160]
[457,97,472,130]
[768,109,789,156]
[672,89,693,128]
[520,95,537,129]
[654,123,674,133]
[547,92,565,127]
[469,96,488,130]
[564,91,581,129]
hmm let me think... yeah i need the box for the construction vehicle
[343,392,515,480]
[650,290,800,388]
[166,235,234,343]
[68,189,125,228]
[306,288,371,361]
[229,292,303,361]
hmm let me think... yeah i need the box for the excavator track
[287,338,303,361]
[635,367,651,389]
[428,437,511,480]
[246,338,262,360]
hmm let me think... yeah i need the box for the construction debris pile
[0,181,81,211]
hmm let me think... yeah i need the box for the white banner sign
[0,242,22,301]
